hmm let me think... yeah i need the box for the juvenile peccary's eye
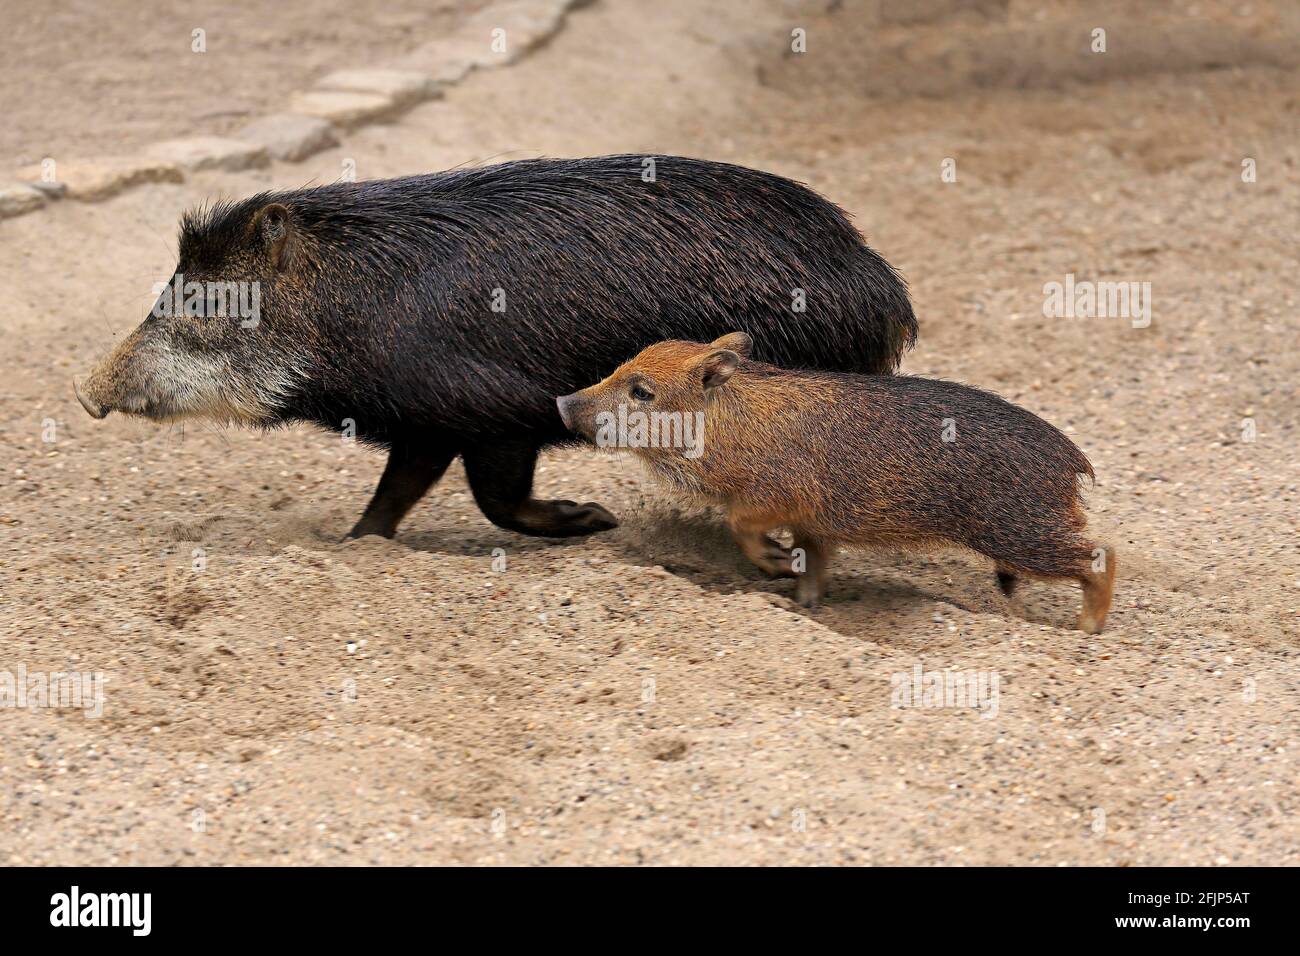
[630,383,655,402]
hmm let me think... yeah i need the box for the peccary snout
[75,321,285,425]
[73,377,108,419]
[74,327,173,421]
[74,329,152,420]
[555,393,581,431]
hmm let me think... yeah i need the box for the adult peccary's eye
[630,384,654,402]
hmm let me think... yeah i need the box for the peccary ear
[710,331,752,357]
[698,349,741,390]
[253,203,294,271]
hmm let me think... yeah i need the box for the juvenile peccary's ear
[697,349,742,390]
[252,202,294,270]
[710,331,752,357]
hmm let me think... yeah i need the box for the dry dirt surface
[1,0,485,168]
[1,0,1297,865]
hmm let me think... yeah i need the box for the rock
[395,0,578,76]
[26,180,67,199]
[0,182,45,218]
[288,91,397,128]
[145,137,269,172]
[236,114,339,162]
[471,0,572,64]
[16,157,183,202]
[394,42,484,82]
[315,69,441,107]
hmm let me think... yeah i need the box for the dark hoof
[795,581,825,609]
[554,500,619,536]
[516,499,620,537]
[996,570,1018,597]
[344,521,398,542]
[485,499,620,539]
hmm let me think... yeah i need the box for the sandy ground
[2,0,484,168]
[1,0,1297,865]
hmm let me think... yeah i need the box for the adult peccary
[75,155,916,539]
[557,334,1115,632]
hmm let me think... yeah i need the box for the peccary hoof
[544,500,619,537]
[343,521,398,541]
[795,581,825,609]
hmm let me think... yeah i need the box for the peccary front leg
[995,562,1019,597]
[461,440,618,538]
[791,533,829,608]
[727,511,797,579]
[347,440,457,539]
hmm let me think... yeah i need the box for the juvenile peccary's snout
[564,334,1116,633]
[555,392,596,438]
[555,394,578,432]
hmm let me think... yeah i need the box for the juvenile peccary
[557,333,1116,633]
[74,155,916,540]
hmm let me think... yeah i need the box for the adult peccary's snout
[73,377,108,419]
[76,318,293,425]
[75,327,155,420]
[75,326,202,422]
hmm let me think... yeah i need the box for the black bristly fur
[180,155,916,444]
[173,154,918,538]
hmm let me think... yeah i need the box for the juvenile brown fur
[558,334,1116,633]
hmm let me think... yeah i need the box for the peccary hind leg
[348,439,458,539]
[995,544,1116,633]
[462,440,618,537]
[1078,546,1117,634]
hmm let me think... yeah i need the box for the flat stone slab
[26,179,67,199]
[396,0,575,75]
[470,0,571,63]
[288,90,396,128]
[237,113,339,162]
[17,157,183,202]
[146,136,269,172]
[315,69,440,107]
[0,182,46,219]
[395,40,484,80]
